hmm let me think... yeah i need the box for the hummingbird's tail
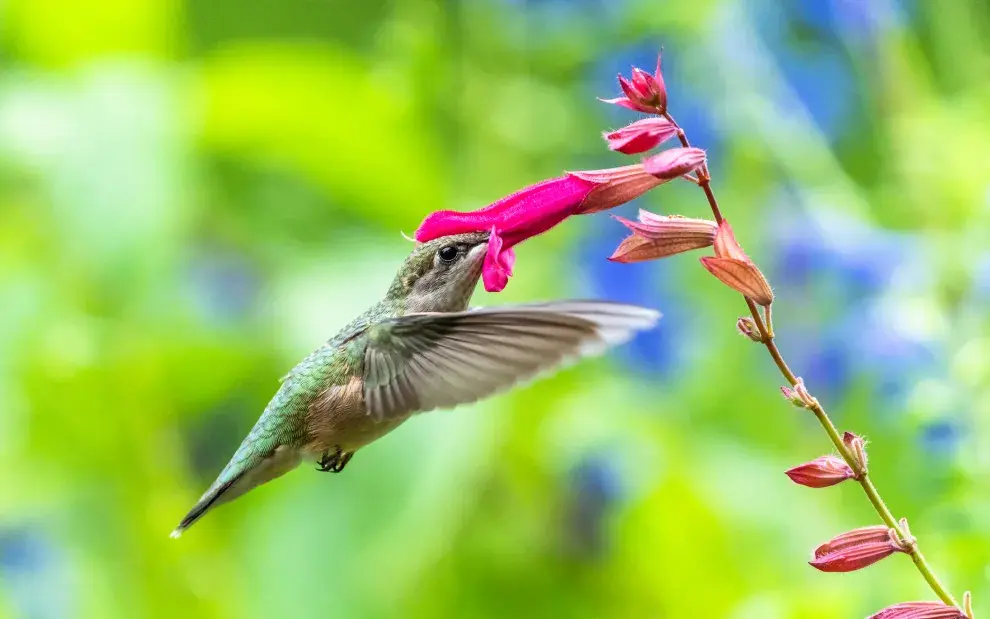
[170,439,302,539]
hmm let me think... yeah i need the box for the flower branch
[600,53,967,618]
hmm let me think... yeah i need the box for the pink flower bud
[642,147,707,181]
[699,220,774,306]
[868,602,967,619]
[785,455,855,488]
[600,54,668,115]
[810,525,908,572]
[604,117,680,155]
[736,317,762,342]
[843,431,869,474]
[780,377,817,409]
[781,385,805,407]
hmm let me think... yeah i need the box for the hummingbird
[170,231,659,538]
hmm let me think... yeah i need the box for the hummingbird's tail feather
[170,473,244,538]
[170,443,302,539]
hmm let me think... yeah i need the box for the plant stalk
[667,116,960,610]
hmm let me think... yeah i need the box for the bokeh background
[1,0,989,617]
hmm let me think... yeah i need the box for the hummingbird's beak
[467,240,489,264]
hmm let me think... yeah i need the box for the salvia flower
[609,212,717,263]
[699,220,774,306]
[785,455,856,488]
[604,117,680,155]
[642,147,707,181]
[416,167,670,292]
[868,602,968,619]
[810,525,909,573]
[600,54,668,115]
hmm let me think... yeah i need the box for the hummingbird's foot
[316,447,353,473]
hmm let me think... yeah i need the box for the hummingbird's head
[387,231,490,313]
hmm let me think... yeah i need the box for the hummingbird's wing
[361,300,660,420]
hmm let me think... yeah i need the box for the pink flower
[609,212,717,263]
[699,220,774,306]
[868,602,967,619]
[415,167,667,292]
[600,54,668,115]
[785,455,856,488]
[604,118,680,155]
[809,525,909,573]
[642,147,707,180]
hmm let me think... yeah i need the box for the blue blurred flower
[745,1,856,141]
[768,203,940,407]
[563,452,623,559]
[920,419,963,458]
[575,217,692,378]
[0,526,73,619]
[184,244,260,326]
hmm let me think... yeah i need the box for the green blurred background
[1,0,989,617]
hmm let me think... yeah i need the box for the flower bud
[868,602,967,619]
[810,525,908,572]
[785,455,855,488]
[642,147,707,181]
[600,54,668,114]
[843,431,868,475]
[604,117,680,155]
[699,220,774,306]
[781,378,817,409]
[736,317,762,342]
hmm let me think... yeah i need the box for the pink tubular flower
[785,455,856,488]
[415,167,667,292]
[699,220,774,306]
[609,212,717,263]
[604,117,680,155]
[868,602,967,619]
[600,54,668,115]
[810,525,909,573]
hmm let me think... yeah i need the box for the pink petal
[604,118,679,155]
[415,176,598,246]
[597,96,645,112]
[482,228,516,292]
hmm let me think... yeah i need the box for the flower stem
[672,119,961,609]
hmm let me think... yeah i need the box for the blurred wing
[362,301,660,420]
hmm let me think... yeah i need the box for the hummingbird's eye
[437,246,458,262]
